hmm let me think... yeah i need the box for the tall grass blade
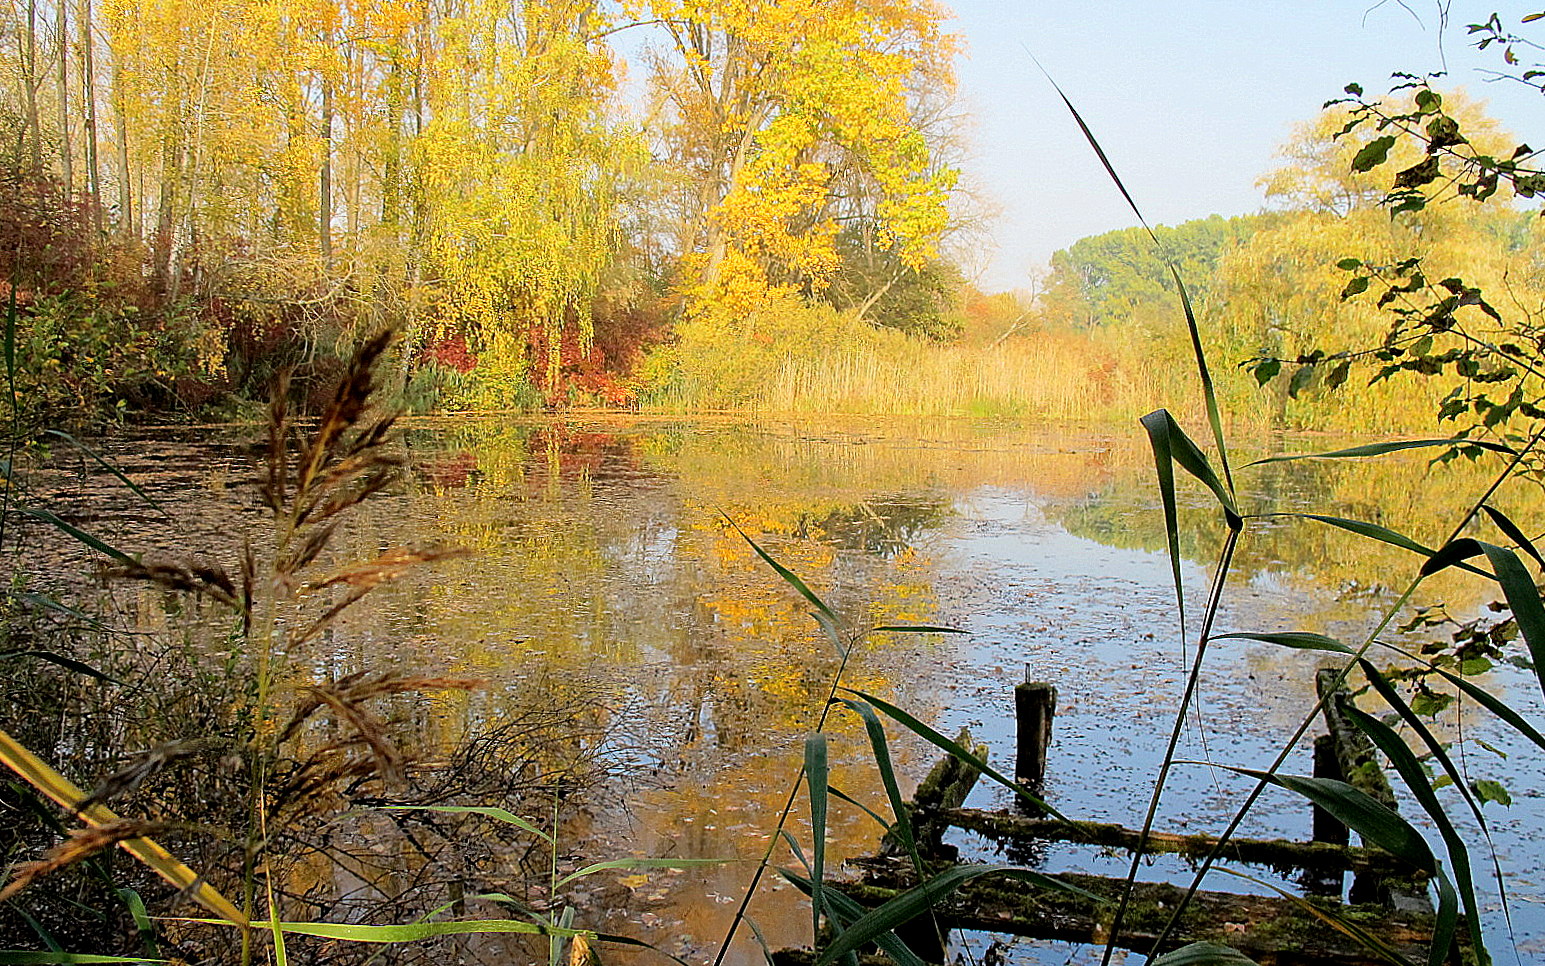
[1213,766,1436,875]
[1422,540,1545,699]
[778,870,927,966]
[0,728,248,926]
[728,520,837,625]
[1150,942,1261,966]
[0,650,128,686]
[868,625,965,635]
[1245,438,1513,467]
[1417,660,1545,753]
[1340,699,1478,966]
[1213,632,1353,654]
[1211,868,1419,966]
[15,592,149,636]
[812,864,1095,966]
[375,805,555,844]
[1041,69,1234,491]
[834,699,918,866]
[839,688,1070,822]
[114,888,159,958]
[1141,411,1240,523]
[805,733,829,949]
[554,858,727,889]
[42,431,168,517]
[1480,504,1545,573]
[1141,410,1188,643]
[813,610,848,658]
[13,507,134,565]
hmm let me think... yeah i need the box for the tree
[633,0,959,315]
[1246,70,1545,436]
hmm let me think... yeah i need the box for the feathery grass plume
[107,558,241,608]
[0,820,171,902]
[292,330,394,504]
[77,739,223,811]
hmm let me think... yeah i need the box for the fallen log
[833,855,1444,966]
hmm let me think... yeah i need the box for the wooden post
[1015,672,1056,799]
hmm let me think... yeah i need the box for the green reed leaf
[1216,767,1435,875]
[0,955,163,965]
[555,858,728,889]
[1480,504,1545,572]
[1213,632,1354,654]
[0,650,128,686]
[1422,661,1545,753]
[1340,704,1478,966]
[833,698,919,868]
[1245,438,1512,467]
[813,865,1095,966]
[778,871,928,966]
[805,733,829,947]
[869,624,966,635]
[1150,942,1260,966]
[13,507,134,565]
[729,519,837,625]
[375,805,554,844]
[840,688,1070,822]
[43,431,168,518]
[1422,540,1545,701]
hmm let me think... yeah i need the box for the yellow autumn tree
[635,0,959,316]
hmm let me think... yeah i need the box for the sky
[948,1,1545,292]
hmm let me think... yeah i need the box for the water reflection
[17,417,1545,964]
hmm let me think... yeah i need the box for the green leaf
[778,871,927,966]
[555,858,728,889]
[1336,257,1364,271]
[1352,135,1397,172]
[805,733,829,946]
[1214,632,1353,654]
[1245,437,1512,468]
[13,507,135,565]
[813,865,1097,966]
[0,650,128,686]
[1471,779,1512,807]
[375,805,554,844]
[1423,661,1545,754]
[1340,682,1479,966]
[1251,357,1281,387]
[1151,942,1261,966]
[868,624,966,635]
[1480,504,1545,573]
[833,698,919,870]
[1424,541,1545,701]
[841,688,1069,822]
[729,520,837,625]
[1341,276,1371,299]
[43,431,169,518]
[1215,767,1436,875]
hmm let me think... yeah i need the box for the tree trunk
[55,0,73,195]
[81,0,102,231]
[319,66,333,261]
[23,0,43,175]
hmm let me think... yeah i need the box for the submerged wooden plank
[937,808,1419,878]
[835,855,1442,966]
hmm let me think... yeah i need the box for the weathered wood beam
[837,856,1444,966]
[937,809,1419,878]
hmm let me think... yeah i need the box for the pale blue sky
[949,1,1544,291]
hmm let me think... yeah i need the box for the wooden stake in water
[1015,671,1056,798]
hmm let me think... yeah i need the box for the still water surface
[34,416,1545,963]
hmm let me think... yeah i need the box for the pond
[14,415,1545,964]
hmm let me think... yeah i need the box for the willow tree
[419,0,638,399]
[635,0,959,315]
